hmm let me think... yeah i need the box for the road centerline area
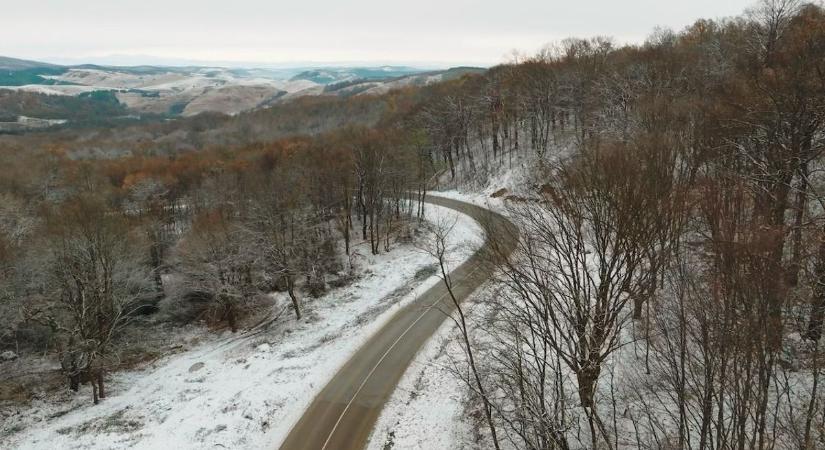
[320,264,480,450]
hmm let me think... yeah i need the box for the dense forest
[2,0,825,448]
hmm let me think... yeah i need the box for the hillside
[0,56,60,71]
[0,59,482,126]
[0,57,67,86]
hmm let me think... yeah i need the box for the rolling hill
[0,56,485,130]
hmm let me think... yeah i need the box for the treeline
[0,90,129,124]
[0,87,414,154]
[409,1,825,448]
[0,122,432,403]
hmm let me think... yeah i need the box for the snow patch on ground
[1,201,482,450]
[0,85,100,96]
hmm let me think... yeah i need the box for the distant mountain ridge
[0,56,61,71]
[0,55,486,124]
[290,66,428,84]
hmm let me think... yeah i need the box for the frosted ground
[0,201,482,450]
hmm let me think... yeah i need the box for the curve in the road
[278,194,518,450]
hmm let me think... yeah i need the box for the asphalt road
[278,194,518,450]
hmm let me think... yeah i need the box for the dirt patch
[0,380,30,403]
[413,264,438,281]
[382,429,397,450]
[490,188,508,198]
[504,195,529,203]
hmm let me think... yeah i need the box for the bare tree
[173,208,256,332]
[32,194,150,404]
[418,215,502,450]
[491,144,657,447]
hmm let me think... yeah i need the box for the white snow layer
[1,201,482,450]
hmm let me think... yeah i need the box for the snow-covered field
[3,68,323,117]
[41,68,317,95]
[0,202,482,450]
[1,84,100,96]
[1,66,460,118]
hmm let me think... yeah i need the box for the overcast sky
[1,0,757,67]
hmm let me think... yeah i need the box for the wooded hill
[2,1,825,447]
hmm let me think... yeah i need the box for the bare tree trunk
[492,114,500,159]
[803,341,820,448]
[97,371,106,399]
[788,161,808,287]
[359,183,367,241]
[343,185,351,255]
[150,240,164,295]
[440,260,501,450]
[429,225,501,450]
[92,377,99,405]
[445,146,456,180]
[287,275,301,320]
[808,225,825,341]
[226,302,238,333]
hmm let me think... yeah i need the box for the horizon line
[4,53,497,70]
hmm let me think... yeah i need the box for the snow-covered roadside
[0,202,482,450]
[367,190,511,450]
[433,189,504,213]
[366,304,475,450]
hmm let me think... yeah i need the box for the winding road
[278,194,518,450]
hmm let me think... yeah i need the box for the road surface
[278,194,517,450]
